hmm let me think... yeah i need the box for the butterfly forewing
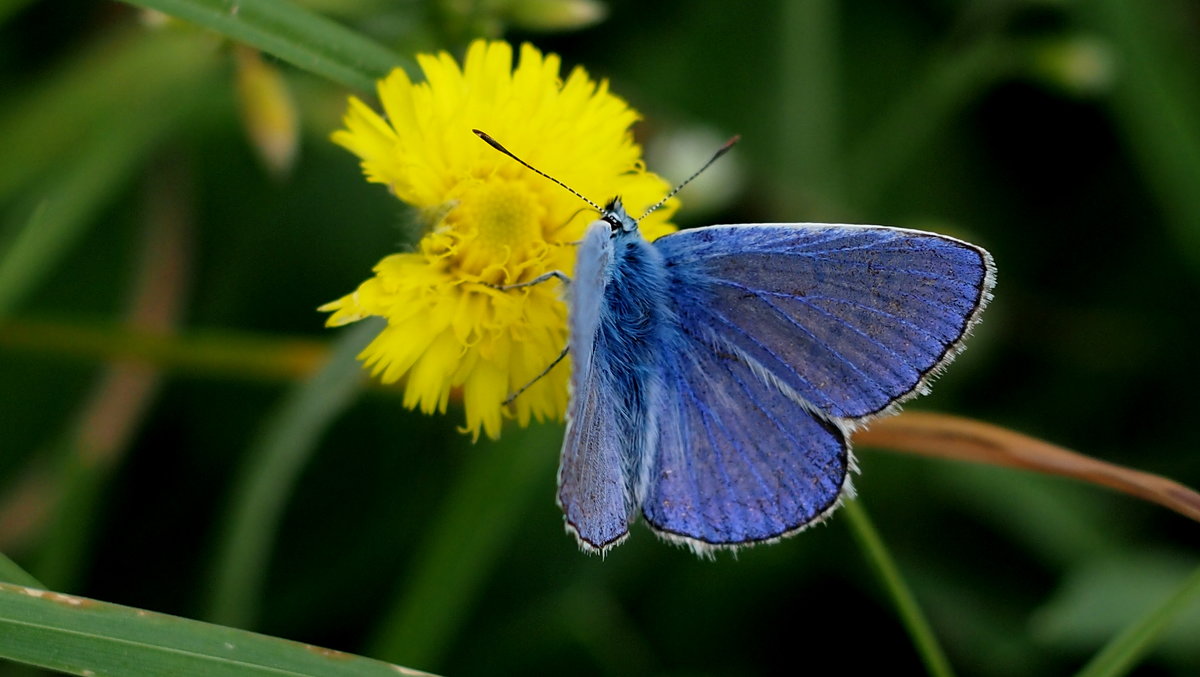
[655,224,995,421]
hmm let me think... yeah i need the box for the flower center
[449,179,546,279]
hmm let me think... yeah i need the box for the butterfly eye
[603,214,624,233]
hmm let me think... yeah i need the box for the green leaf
[0,582,430,676]
[118,0,412,90]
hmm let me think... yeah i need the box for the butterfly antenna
[639,134,741,220]
[473,130,604,213]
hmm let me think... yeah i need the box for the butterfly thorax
[593,209,670,507]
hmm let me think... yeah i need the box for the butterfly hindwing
[558,222,633,551]
[558,361,634,551]
[655,224,995,421]
[642,325,851,550]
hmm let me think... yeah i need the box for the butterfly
[476,131,995,556]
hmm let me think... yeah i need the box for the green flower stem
[780,6,955,673]
[205,321,375,628]
[843,500,956,677]
[119,0,413,91]
[367,423,559,670]
[1075,563,1200,677]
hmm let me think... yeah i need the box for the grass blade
[118,0,411,90]
[1075,563,1200,677]
[845,37,1010,208]
[778,0,842,209]
[0,28,214,203]
[1082,0,1200,265]
[0,555,42,589]
[0,31,215,319]
[0,119,165,318]
[0,582,430,676]
[205,320,375,628]
[368,423,559,670]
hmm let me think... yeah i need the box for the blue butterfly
[476,131,995,556]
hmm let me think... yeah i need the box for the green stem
[843,500,955,677]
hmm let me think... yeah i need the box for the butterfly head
[472,129,739,237]
[601,197,639,235]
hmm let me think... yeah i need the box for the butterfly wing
[557,222,634,552]
[640,223,992,550]
[642,331,851,550]
[654,224,995,420]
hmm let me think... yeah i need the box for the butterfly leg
[485,270,571,292]
[503,345,570,406]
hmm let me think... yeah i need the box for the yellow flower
[321,40,677,440]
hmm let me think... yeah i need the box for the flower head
[321,40,677,439]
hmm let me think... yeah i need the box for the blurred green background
[2,0,1199,675]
